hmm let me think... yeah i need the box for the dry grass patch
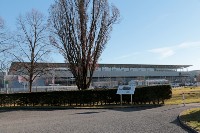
[180,108,200,132]
[165,87,200,105]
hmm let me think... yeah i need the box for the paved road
[0,104,199,133]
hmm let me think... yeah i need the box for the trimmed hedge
[0,85,172,107]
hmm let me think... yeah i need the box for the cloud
[178,41,200,49]
[148,41,200,60]
[148,47,175,59]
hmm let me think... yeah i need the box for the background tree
[0,17,7,48]
[49,0,120,90]
[11,9,51,92]
[0,17,13,73]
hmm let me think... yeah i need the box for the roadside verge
[178,108,200,133]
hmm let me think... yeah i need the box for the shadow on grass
[180,109,200,123]
[180,109,200,131]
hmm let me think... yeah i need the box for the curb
[0,104,162,111]
[178,114,199,133]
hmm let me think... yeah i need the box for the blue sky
[1,0,200,70]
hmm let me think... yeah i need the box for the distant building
[5,62,194,91]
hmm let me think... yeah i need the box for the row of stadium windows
[51,67,178,72]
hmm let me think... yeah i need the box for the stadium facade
[2,62,196,92]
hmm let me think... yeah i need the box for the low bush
[0,85,171,107]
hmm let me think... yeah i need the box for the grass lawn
[180,108,200,132]
[165,86,200,105]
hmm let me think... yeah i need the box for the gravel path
[0,104,199,133]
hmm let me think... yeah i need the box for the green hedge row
[0,85,172,107]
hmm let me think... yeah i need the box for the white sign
[117,80,136,95]
[117,85,135,94]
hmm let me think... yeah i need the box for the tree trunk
[29,80,32,93]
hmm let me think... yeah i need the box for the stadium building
[2,62,195,92]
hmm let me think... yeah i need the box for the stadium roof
[10,62,192,71]
[98,64,191,69]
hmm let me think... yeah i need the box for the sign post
[117,80,136,106]
[131,94,133,105]
[120,94,122,106]
[182,92,185,106]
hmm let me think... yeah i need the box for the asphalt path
[0,103,199,133]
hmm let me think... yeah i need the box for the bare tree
[0,17,7,72]
[11,9,51,92]
[0,17,13,73]
[49,0,120,90]
[0,17,6,47]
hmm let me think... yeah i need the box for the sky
[1,0,200,70]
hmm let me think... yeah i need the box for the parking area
[0,104,198,133]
